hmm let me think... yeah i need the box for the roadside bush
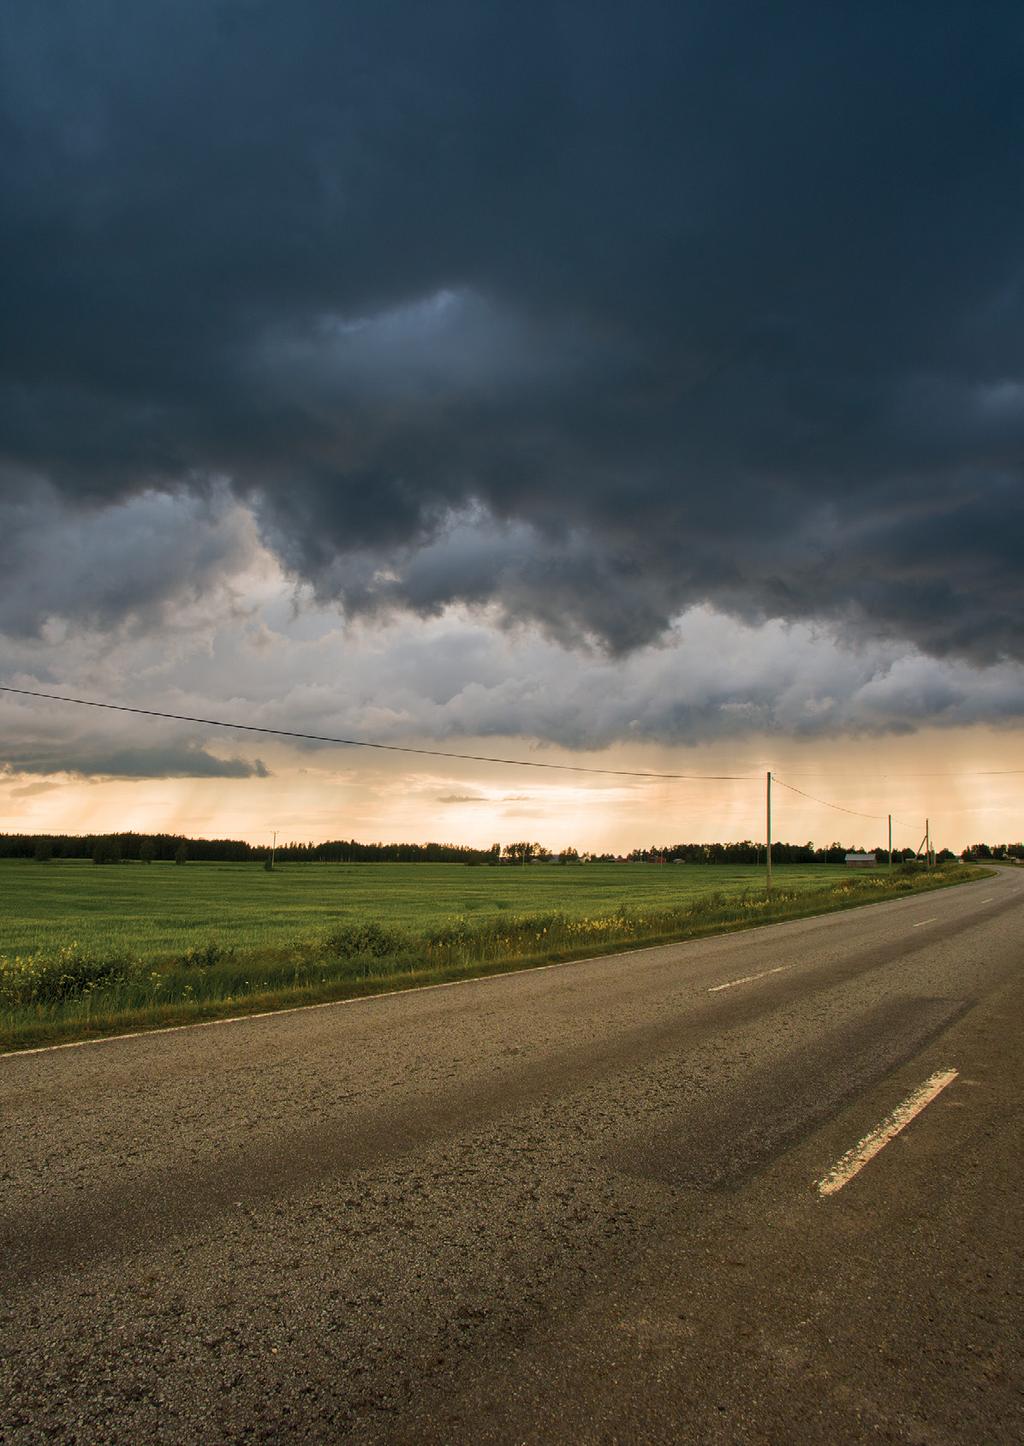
[321,921,411,959]
[685,890,727,917]
[0,944,143,1008]
[178,941,232,969]
[424,916,480,953]
[426,912,567,959]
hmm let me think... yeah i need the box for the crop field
[0,858,981,1051]
[5,858,852,959]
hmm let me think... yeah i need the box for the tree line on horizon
[0,830,1011,866]
[0,832,498,865]
[626,840,967,865]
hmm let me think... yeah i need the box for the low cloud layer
[1,743,267,781]
[1,3,1022,665]
[4,594,1024,786]
[0,686,270,780]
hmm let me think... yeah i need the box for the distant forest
[0,831,1012,864]
[0,833,498,864]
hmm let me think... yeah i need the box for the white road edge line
[817,1067,959,1198]
[912,917,938,927]
[708,963,792,992]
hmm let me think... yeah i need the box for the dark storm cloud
[0,485,254,636]
[2,2,1023,658]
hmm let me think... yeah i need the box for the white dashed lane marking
[708,964,793,993]
[817,1067,959,1197]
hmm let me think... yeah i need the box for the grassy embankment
[0,859,986,1051]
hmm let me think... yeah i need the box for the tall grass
[0,864,984,1051]
[0,858,876,959]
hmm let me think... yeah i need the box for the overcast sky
[1,2,1022,851]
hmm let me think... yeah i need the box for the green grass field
[3,857,847,958]
[0,858,984,1051]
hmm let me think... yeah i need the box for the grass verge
[0,863,990,1053]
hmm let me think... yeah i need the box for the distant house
[845,851,876,868]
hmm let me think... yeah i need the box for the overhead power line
[773,776,885,821]
[773,769,1024,779]
[0,686,753,782]
[772,776,916,830]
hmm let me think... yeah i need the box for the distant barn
[845,851,876,867]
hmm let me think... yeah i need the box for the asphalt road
[2,869,1022,1443]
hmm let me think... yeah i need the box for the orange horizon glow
[2,724,1022,855]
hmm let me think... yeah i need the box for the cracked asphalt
[2,869,1022,1442]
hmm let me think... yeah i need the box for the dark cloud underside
[1,2,1022,658]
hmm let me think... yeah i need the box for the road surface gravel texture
[2,868,1022,1443]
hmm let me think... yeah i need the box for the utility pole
[888,814,893,874]
[926,818,932,870]
[766,770,772,896]
[271,829,277,871]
